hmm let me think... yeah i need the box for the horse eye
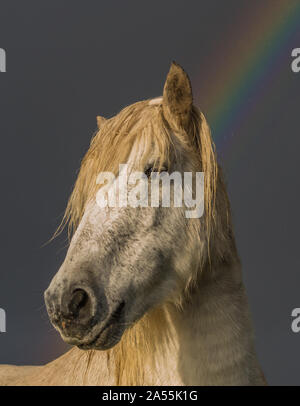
[144,166,168,178]
[144,167,153,178]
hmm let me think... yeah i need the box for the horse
[0,62,266,385]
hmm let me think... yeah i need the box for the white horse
[0,62,266,385]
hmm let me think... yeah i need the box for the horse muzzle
[44,281,126,350]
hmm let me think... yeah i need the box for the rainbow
[196,2,300,165]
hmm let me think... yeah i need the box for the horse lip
[77,300,126,349]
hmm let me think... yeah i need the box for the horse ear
[162,62,193,131]
[97,116,106,129]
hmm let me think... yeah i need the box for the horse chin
[76,301,127,350]
[77,321,125,351]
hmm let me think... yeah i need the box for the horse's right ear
[162,62,193,132]
[97,116,106,129]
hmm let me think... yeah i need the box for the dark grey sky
[0,0,299,385]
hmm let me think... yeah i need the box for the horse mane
[53,99,235,385]
[106,306,175,385]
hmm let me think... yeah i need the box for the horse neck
[106,258,265,385]
[172,260,265,385]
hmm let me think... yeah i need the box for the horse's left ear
[162,62,193,131]
[97,116,106,129]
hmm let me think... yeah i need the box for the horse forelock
[55,100,218,243]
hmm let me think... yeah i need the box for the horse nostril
[68,289,89,319]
